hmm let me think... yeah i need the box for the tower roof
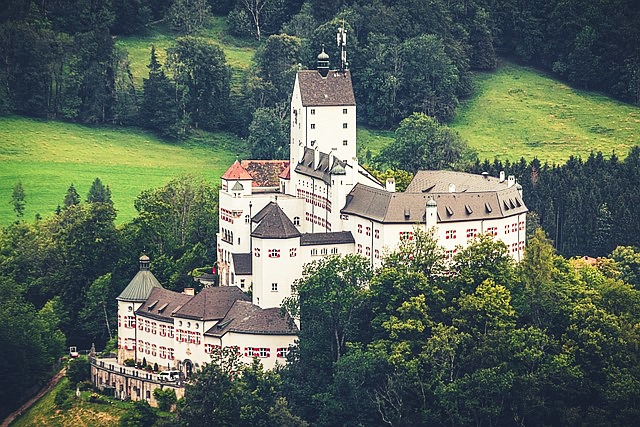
[117,256,164,302]
[252,202,301,239]
[222,160,252,180]
[297,70,356,106]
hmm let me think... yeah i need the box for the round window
[128,306,133,312]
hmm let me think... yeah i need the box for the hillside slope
[0,116,243,225]
[450,61,640,164]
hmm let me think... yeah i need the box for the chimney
[386,177,396,193]
[499,171,505,182]
[482,171,489,179]
[314,146,320,169]
[448,183,456,193]
[508,175,515,188]
[183,288,195,296]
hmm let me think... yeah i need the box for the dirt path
[1,367,67,427]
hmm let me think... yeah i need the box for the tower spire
[337,20,348,73]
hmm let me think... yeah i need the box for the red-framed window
[268,249,281,258]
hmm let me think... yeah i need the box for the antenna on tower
[337,20,348,74]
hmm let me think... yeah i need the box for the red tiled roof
[241,160,289,187]
[222,160,252,180]
[279,164,290,180]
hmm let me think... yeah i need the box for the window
[374,249,380,259]
[145,342,150,354]
[159,324,166,337]
[357,244,362,253]
[511,243,518,253]
[343,123,348,128]
[168,348,174,360]
[138,319,143,330]
[293,216,300,226]
[445,230,456,239]
[504,224,510,234]
[486,227,498,236]
[124,316,135,329]
[466,228,478,238]
[277,347,290,358]
[311,248,318,256]
[366,226,371,236]
[365,247,371,256]
[268,249,281,258]
[151,322,157,335]
[245,347,271,358]
[205,344,221,354]
[240,279,245,289]
[343,108,348,114]
[310,108,315,115]
[272,283,278,292]
[343,140,348,146]
[290,248,297,257]
[168,326,174,338]
[144,320,150,332]
[159,346,167,359]
[358,224,362,234]
[245,214,250,224]
[519,221,525,230]
[445,249,457,260]
[254,248,261,257]
[512,223,517,233]
[330,247,338,254]
[151,344,157,356]
[374,229,380,239]
[310,123,316,129]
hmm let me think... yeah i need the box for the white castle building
[217,46,528,311]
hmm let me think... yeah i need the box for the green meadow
[450,60,640,164]
[0,116,244,226]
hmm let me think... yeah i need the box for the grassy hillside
[0,116,244,226]
[116,16,256,88]
[11,378,125,427]
[450,60,640,164]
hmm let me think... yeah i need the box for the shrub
[67,357,90,386]
[54,387,74,410]
[153,388,177,412]
[123,359,135,367]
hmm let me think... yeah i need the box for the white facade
[218,54,528,311]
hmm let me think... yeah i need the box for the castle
[91,35,527,405]
[217,44,527,311]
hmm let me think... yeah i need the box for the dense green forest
[2,0,640,424]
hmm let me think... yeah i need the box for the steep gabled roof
[222,160,253,180]
[341,181,527,224]
[117,256,163,302]
[252,202,301,239]
[232,253,252,275]
[173,286,250,321]
[204,300,299,337]
[136,288,191,322]
[294,147,346,185]
[297,70,356,106]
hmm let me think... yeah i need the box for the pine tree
[63,184,81,208]
[140,46,181,138]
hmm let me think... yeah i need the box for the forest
[1,0,640,424]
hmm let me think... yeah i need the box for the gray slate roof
[342,179,527,224]
[117,257,164,302]
[295,147,346,185]
[232,253,252,275]
[297,70,356,106]
[300,231,355,246]
[205,300,299,337]
[406,170,512,193]
[252,202,301,239]
[173,286,250,321]
[135,288,192,322]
